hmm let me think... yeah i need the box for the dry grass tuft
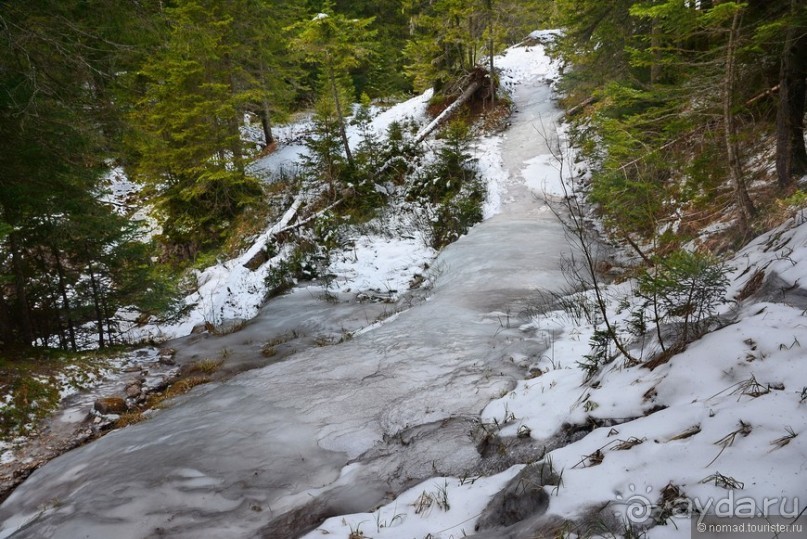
[114,410,146,428]
[185,359,223,376]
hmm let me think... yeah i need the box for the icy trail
[0,45,570,538]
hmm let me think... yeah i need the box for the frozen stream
[0,57,571,538]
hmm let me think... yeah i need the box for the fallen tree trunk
[242,197,344,271]
[564,96,596,118]
[414,80,482,144]
[242,196,304,270]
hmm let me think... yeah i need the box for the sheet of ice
[0,42,572,538]
[279,46,807,539]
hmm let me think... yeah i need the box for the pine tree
[775,0,807,189]
[0,0,173,349]
[129,0,264,256]
[333,0,412,97]
[289,3,377,168]
[225,0,306,146]
[403,0,544,95]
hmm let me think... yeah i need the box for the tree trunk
[776,0,807,189]
[8,233,34,346]
[261,102,275,146]
[102,291,115,347]
[723,9,755,231]
[0,293,13,347]
[53,247,77,352]
[87,264,105,349]
[487,0,496,105]
[225,58,246,175]
[328,63,354,168]
[414,79,482,144]
[258,59,275,146]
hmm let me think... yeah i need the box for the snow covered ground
[118,84,440,344]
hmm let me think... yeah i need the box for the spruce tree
[289,3,377,169]
[129,0,264,256]
[0,0,173,349]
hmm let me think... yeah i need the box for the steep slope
[0,40,571,539]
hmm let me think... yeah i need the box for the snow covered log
[413,79,482,144]
[242,196,303,270]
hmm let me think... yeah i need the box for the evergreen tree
[225,0,306,146]
[0,0,172,350]
[289,3,377,168]
[403,0,544,94]
[563,0,787,243]
[333,0,412,97]
[129,0,265,256]
[774,0,807,189]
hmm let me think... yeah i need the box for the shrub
[408,120,485,248]
[633,250,730,352]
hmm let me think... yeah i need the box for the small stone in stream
[94,397,127,415]
[125,384,141,398]
[123,365,140,373]
[158,349,176,365]
[135,350,150,357]
[475,464,554,531]
[190,323,207,334]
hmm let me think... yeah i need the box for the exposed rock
[125,384,141,398]
[213,318,247,335]
[243,246,269,271]
[190,323,209,335]
[93,397,127,415]
[158,348,177,365]
[475,463,554,531]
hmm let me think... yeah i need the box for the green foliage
[0,221,11,242]
[301,94,353,193]
[404,0,545,94]
[128,0,267,253]
[779,190,807,210]
[578,328,615,380]
[0,0,179,349]
[633,250,731,349]
[329,0,415,96]
[0,374,60,438]
[289,5,378,169]
[265,240,325,297]
[556,0,795,246]
[408,121,485,248]
[289,5,377,75]
[431,185,486,249]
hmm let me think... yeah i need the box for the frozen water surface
[0,46,572,539]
